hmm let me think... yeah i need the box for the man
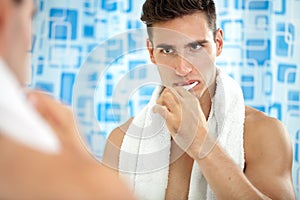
[0,0,135,199]
[103,0,295,199]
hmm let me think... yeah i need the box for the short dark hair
[141,0,217,40]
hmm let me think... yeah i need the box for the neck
[199,80,216,120]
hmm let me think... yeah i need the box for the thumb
[27,91,61,126]
[27,90,72,128]
[26,90,77,139]
[152,104,169,119]
[27,90,89,157]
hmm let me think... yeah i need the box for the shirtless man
[103,0,295,199]
[0,0,134,199]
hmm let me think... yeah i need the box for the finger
[27,90,74,132]
[165,87,182,101]
[27,91,60,126]
[27,91,94,160]
[158,88,181,111]
[152,104,170,120]
[27,91,70,146]
[173,86,194,98]
[156,95,165,107]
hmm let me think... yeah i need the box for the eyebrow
[155,40,209,49]
[155,44,175,49]
[184,40,209,48]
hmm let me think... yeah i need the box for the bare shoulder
[244,106,291,149]
[243,108,295,198]
[244,105,293,171]
[102,118,134,171]
[107,117,134,146]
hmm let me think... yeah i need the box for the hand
[153,87,209,160]
[26,90,93,161]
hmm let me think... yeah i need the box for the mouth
[174,80,200,91]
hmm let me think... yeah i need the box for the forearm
[195,143,271,200]
[0,136,134,200]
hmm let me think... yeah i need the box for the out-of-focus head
[0,0,35,86]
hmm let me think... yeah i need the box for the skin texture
[0,0,135,199]
[0,91,135,200]
[0,0,32,85]
[103,12,295,199]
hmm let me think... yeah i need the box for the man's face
[1,0,35,85]
[147,12,223,99]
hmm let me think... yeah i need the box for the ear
[146,39,156,64]
[215,28,223,57]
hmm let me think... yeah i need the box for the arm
[154,88,295,200]
[243,110,295,199]
[195,142,269,199]
[0,91,136,200]
[195,113,295,200]
[102,118,132,173]
[0,134,134,200]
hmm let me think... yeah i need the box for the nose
[175,56,193,76]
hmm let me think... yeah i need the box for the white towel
[119,69,245,200]
[0,59,60,154]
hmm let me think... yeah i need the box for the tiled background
[31,0,300,197]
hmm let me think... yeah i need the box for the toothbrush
[183,81,198,91]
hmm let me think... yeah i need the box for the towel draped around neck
[119,69,245,200]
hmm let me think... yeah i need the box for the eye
[190,43,202,51]
[160,48,175,55]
